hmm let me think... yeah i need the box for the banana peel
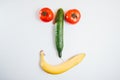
[40,50,85,74]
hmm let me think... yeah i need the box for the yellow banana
[40,50,86,74]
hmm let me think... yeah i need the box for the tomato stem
[42,11,48,16]
[71,13,77,18]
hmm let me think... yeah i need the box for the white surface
[0,0,120,80]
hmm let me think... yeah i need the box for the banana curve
[40,50,85,74]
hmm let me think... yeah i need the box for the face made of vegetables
[38,8,85,75]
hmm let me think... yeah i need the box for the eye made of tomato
[65,9,81,24]
[39,7,54,22]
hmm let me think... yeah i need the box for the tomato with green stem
[65,9,81,24]
[39,7,54,22]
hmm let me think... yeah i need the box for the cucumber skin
[55,8,64,58]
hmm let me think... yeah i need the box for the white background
[0,0,120,80]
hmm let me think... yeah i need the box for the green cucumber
[54,8,64,58]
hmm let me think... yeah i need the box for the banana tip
[40,50,43,53]
[40,50,45,56]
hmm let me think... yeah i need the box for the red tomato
[65,9,81,24]
[39,7,54,22]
